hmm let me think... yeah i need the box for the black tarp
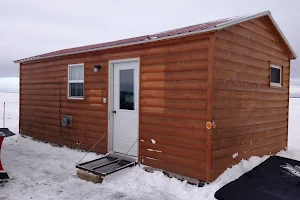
[215,156,300,200]
[0,128,15,137]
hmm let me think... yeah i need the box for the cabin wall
[20,33,211,181]
[20,58,109,153]
[139,34,212,181]
[211,17,290,180]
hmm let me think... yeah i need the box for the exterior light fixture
[93,65,101,72]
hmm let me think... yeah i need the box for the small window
[119,69,134,110]
[68,63,84,99]
[270,64,282,87]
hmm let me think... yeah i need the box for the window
[270,64,282,87]
[119,69,134,110]
[68,63,84,99]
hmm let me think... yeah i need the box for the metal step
[76,155,136,177]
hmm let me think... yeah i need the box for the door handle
[112,111,117,113]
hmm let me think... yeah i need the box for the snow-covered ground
[287,98,300,150]
[1,93,300,200]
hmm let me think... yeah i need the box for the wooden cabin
[14,11,297,183]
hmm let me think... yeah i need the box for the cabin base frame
[141,164,207,187]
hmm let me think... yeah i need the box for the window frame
[68,63,84,99]
[270,64,282,87]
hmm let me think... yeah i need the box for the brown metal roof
[14,11,296,63]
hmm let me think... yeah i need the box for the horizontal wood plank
[141,156,206,180]
[214,114,287,129]
[213,80,288,94]
[212,121,287,140]
[239,21,278,42]
[214,69,269,84]
[140,99,207,110]
[141,80,207,90]
[140,149,206,171]
[214,58,270,77]
[215,38,289,67]
[225,25,284,52]
[141,132,207,150]
[215,48,269,69]
[211,144,285,179]
[213,107,288,119]
[215,30,288,60]
[213,99,288,110]
[213,90,288,101]
[141,115,206,129]
[212,127,287,150]
[251,18,269,30]
[141,59,208,73]
[141,107,206,120]
[141,141,206,161]
[212,134,286,164]
[141,70,207,81]
[140,123,207,140]
[141,89,207,100]
[141,49,209,66]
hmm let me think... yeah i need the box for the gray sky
[0,0,299,87]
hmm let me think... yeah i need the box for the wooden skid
[77,169,103,183]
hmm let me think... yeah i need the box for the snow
[290,86,300,98]
[288,98,300,150]
[232,152,238,158]
[281,163,300,177]
[147,148,162,153]
[1,93,300,200]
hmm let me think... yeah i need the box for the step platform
[0,171,9,185]
[76,155,136,183]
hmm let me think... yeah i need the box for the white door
[112,61,139,157]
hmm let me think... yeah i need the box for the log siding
[211,17,290,180]
[20,34,211,181]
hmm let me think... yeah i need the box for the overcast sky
[0,0,299,91]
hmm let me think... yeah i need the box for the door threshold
[108,152,137,163]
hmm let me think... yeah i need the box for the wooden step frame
[76,155,137,179]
